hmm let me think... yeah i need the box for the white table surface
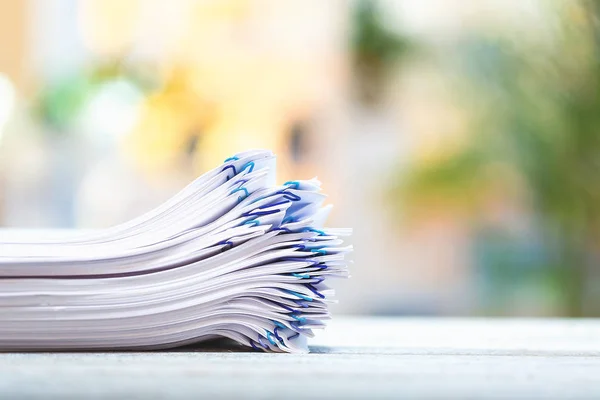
[2,317,600,399]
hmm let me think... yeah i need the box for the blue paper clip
[283,192,302,201]
[302,227,326,236]
[311,248,328,255]
[291,314,307,323]
[273,327,284,343]
[292,272,311,279]
[266,331,277,345]
[282,216,296,224]
[231,187,249,201]
[290,321,305,331]
[306,283,325,299]
[221,164,237,179]
[242,161,255,173]
[284,290,313,302]
[218,240,234,250]
[284,181,300,189]
[272,320,286,329]
[269,199,292,208]
[257,336,269,349]
[293,299,310,308]
[242,208,280,218]
[279,303,295,313]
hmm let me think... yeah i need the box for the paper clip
[266,331,277,345]
[218,240,234,250]
[305,283,325,299]
[257,336,269,349]
[242,161,255,173]
[231,187,249,201]
[221,164,237,179]
[291,272,311,279]
[284,290,313,302]
[273,327,284,343]
[284,181,300,189]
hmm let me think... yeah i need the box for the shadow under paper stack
[0,150,351,352]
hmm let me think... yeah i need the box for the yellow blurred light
[123,68,213,172]
[78,0,140,55]
[0,73,16,141]
[192,0,250,20]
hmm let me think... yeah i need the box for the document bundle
[0,150,351,352]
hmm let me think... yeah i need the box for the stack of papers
[0,150,351,352]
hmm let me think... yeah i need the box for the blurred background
[0,0,599,317]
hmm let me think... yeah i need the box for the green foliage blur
[34,60,157,131]
[396,0,600,316]
[351,0,411,104]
